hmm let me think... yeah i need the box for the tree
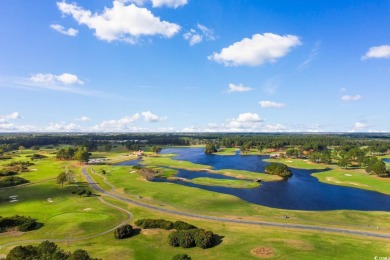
[172,254,191,260]
[114,224,134,239]
[152,146,162,154]
[265,163,292,178]
[70,249,92,260]
[74,147,90,164]
[18,146,25,153]
[6,245,37,260]
[37,240,58,260]
[205,143,217,154]
[104,143,112,152]
[372,161,388,177]
[57,172,68,187]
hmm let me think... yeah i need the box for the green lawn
[190,177,260,188]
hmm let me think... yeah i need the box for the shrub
[0,215,37,233]
[172,254,191,260]
[114,224,134,239]
[78,189,86,196]
[86,191,92,196]
[0,176,29,188]
[173,221,197,230]
[168,229,215,249]
[135,219,173,230]
[265,162,292,178]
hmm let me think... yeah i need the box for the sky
[0,0,389,133]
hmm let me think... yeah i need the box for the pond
[119,148,390,211]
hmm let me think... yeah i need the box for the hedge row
[0,215,37,232]
[168,229,215,249]
[135,219,196,230]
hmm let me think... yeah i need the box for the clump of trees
[114,224,134,239]
[56,146,90,163]
[265,163,292,178]
[205,143,218,154]
[364,157,389,177]
[0,176,29,188]
[29,153,47,160]
[0,215,38,233]
[5,240,98,260]
[134,219,196,230]
[168,229,215,249]
[152,146,162,154]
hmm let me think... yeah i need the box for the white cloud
[92,113,140,131]
[183,24,215,46]
[208,33,301,66]
[362,45,390,60]
[57,1,181,43]
[259,100,286,108]
[76,116,91,122]
[227,83,253,93]
[151,0,188,8]
[50,24,78,36]
[141,111,166,122]
[354,121,368,129]
[30,73,84,85]
[0,112,20,123]
[183,30,202,46]
[225,113,263,130]
[46,122,81,132]
[341,95,362,102]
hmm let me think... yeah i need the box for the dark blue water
[115,158,142,166]
[127,148,390,211]
[383,158,390,163]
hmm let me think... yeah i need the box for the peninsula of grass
[312,168,390,195]
[213,169,282,182]
[264,158,328,170]
[215,148,238,155]
[190,177,260,188]
[141,156,212,171]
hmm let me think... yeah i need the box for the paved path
[82,166,390,240]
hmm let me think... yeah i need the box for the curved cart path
[82,167,390,240]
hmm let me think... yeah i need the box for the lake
[119,147,390,211]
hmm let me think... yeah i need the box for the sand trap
[344,174,352,176]
[9,195,18,199]
[47,198,53,202]
[83,208,92,211]
[285,160,293,163]
[130,171,136,173]
[303,159,309,162]
[10,199,18,203]
[251,247,274,258]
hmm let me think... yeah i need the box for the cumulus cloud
[50,24,78,36]
[227,83,253,93]
[259,100,286,108]
[341,95,362,102]
[362,45,390,60]
[183,24,215,46]
[354,121,368,129]
[208,33,301,66]
[30,73,84,85]
[225,113,263,130]
[151,0,188,8]
[92,113,141,131]
[141,111,166,122]
[46,122,81,132]
[0,112,20,123]
[76,116,91,122]
[57,1,181,43]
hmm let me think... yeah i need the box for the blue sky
[0,0,389,132]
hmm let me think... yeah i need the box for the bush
[265,162,292,178]
[173,221,197,230]
[86,191,92,196]
[114,224,134,239]
[78,189,86,196]
[135,219,173,230]
[0,215,37,233]
[172,254,191,260]
[168,229,215,249]
[0,176,29,188]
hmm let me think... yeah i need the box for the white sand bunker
[9,195,18,203]
[285,160,293,163]
[47,198,53,202]
[344,174,352,176]
[83,208,92,211]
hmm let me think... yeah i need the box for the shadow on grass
[211,234,224,248]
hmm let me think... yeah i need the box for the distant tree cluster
[56,146,90,163]
[5,240,98,260]
[152,146,162,154]
[364,157,388,177]
[0,215,38,233]
[265,163,292,178]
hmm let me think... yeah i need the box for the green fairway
[190,177,260,188]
